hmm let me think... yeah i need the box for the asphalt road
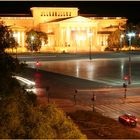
[17,52,140,105]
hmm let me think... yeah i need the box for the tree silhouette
[26,29,48,52]
[107,29,125,51]
[0,21,17,52]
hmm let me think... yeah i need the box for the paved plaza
[18,53,140,132]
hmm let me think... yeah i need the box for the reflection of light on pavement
[76,67,79,77]
[34,72,42,88]
[120,60,124,79]
[87,63,95,80]
[75,61,80,77]
[27,58,140,86]
[33,72,46,96]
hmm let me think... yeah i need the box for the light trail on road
[13,75,35,86]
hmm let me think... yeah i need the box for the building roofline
[30,7,79,9]
[30,7,79,12]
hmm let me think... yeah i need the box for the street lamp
[13,32,18,59]
[88,31,93,60]
[127,32,135,48]
[31,36,35,52]
[126,32,136,84]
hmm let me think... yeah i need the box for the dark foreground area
[68,110,140,139]
[38,96,140,139]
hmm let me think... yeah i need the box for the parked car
[118,113,138,127]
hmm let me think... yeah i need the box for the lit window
[116,17,121,19]
[103,17,108,19]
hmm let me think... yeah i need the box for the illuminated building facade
[1,7,127,53]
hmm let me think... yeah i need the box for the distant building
[1,7,127,53]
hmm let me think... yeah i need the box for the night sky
[0,1,140,23]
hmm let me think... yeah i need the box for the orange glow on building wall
[1,7,127,53]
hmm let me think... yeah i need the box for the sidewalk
[37,96,92,112]
[21,67,140,113]
[123,96,140,103]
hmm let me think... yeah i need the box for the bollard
[35,61,40,71]
[74,89,78,105]
[123,83,127,99]
[74,94,76,105]
[91,93,96,112]
[124,88,127,99]
[46,86,50,103]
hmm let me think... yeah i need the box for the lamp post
[13,32,18,59]
[31,36,34,52]
[127,32,135,48]
[88,31,93,60]
[126,32,135,84]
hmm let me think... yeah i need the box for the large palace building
[1,7,127,53]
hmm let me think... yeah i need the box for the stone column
[17,31,20,46]
[22,31,24,48]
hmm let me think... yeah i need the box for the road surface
[17,53,140,131]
